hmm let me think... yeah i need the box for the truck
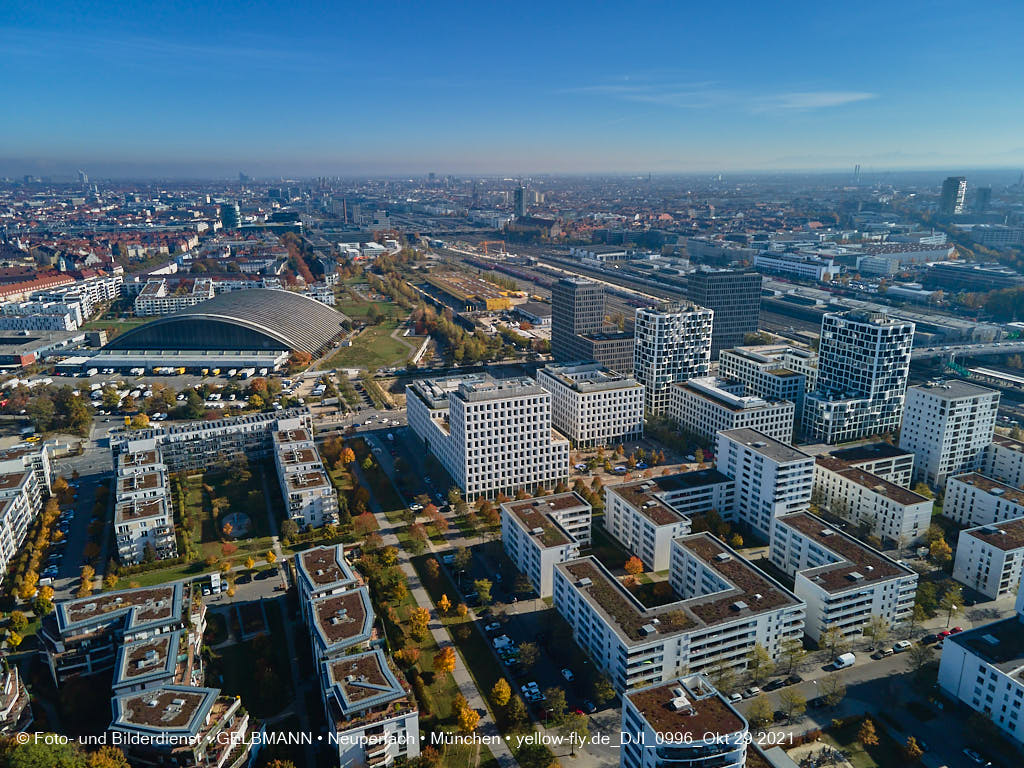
[833,652,856,670]
[86,367,98,377]
[227,369,237,378]
[176,367,186,375]
[201,368,209,376]
[211,368,220,376]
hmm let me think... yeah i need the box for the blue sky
[2,0,1023,176]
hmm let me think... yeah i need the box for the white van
[833,652,856,669]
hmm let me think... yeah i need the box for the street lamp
[946,604,958,628]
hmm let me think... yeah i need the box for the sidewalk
[352,459,519,768]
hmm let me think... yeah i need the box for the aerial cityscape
[2,3,1024,768]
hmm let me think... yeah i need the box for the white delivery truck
[833,652,856,669]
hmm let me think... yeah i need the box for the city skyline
[4,0,1024,177]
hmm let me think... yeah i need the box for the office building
[944,473,1024,527]
[803,311,915,444]
[753,251,836,282]
[975,186,993,213]
[634,303,713,415]
[273,425,338,529]
[685,270,762,359]
[406,375,569,499]
[603,470,735,571]
[938,591,1024,746]
[824,443,915,488]
[770,511,918,643]
[924,262,1024,292]
[940,176,968,216]
[719,344,817,416]
[221,201,241,229]
[952,518,1024,600]
[114,447,176,565]
[621,674,750,768]
[551,278,635,373]
[514,184,527,217]
[669,377,795,444]
[536,362,644,448]
[812,456,932,546]
[552,534,805,692]
[715,429,814,542]
[899,381,999,488]
[500,492,591,597]
[983,435,1024,489]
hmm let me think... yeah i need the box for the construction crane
[479,240,507,256]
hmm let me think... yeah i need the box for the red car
[950,626,964,634]
[937,630,953,639]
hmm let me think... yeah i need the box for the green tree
[591,675,615,705]
[778,688,806,722]
[518,641,540,669]
[858,717,879,747]
[473,578,492,606]
[543,686,568,724]
[747,696,774,729]
[559,711,590,756]
[505,695,528,730]
[821,671,847,708]
[940,584,963,625]
[491,678,512,708]
[746,643,774,684]
[779,637,807,674]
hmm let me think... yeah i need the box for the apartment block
[406,374,569,499]
[899,380,999,487]
[603,470,735,571]
[718,344,818,415]
[812,456,932,546]
[944,473,1024,527]
[134,277,215,316]
[825,442,915,487]
[669,377,795,444]
[0,443,54,495]
[500,493,591,597]
[621,674,750,768]
[634,303,713,415]
[770,511,918,643]
[0,659,32,733]
[953,518,1024,600]
[804,311,915,444]
[294,545,419,767]
[536,362,644,448]
[983,435,1024,488]
[715,429,814,542]
[110,408,312,472]
[114,446,177,564]
[0,468,45,585]
[552,535,805,692]
[273,426,338,528]
[938,599,1024,746]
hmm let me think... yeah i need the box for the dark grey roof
[111,289,348,353]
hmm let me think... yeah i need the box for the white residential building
[770,511,918,644]
[812,456,932,546]
[669,377,795,444]
[536,362,643,448]
[0,469,45,585]
[718,344,818,415]
[715,429,814,542]
[621,675,750,768]
[134,278,215,316]
[500,493,591,597]
[754,250,836,281]
[552,534,805,692]
[825,442,915,488]
[983,435,1024,488]
[603,470,735,571]
[899,380,999,488]
[406,375,569,499]
[32,272,123,319]
[938,592,1024,746]
[944,473,1024,527]
[273,426,338,529]
[113,446,177,565]
[952,518,1024,600]
[804,311,915,444]
[634,303,713,415]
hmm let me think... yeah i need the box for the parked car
[894,640,912,652]
[950,626,965,634]
[484,622,501,633]
[582,699,597,713]
[742,687,761,699]
[561,668,574,682]
[728,692,743,704]
[764,678,786,691]
[784,674,803,686]
[921,633,940,645]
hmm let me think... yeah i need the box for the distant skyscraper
[974,186,992,214]
[685,269,761,359]
[940,176,968,215]
[514,184,527,218]
[77,169,88,185]
[220,202,241,230]
[633,303,713,414]
[804,310,915,444]
[552,278,605,361]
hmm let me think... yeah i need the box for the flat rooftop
[58,584,180,631]
[280,446,319,465]
[115,497,169,524]
[0,471,28,491]
[276,428,312,444]
[287,469,330,492]
[952,473,1024,507]
[950,616,1024,680]
[963,517,1024,551]
[296,545,358,589]
[539,362,641,393]
[117,471,163,494]
[908,380,998,400]
[611,470,732,527]
[828,442,913,465]
[777,511,914,593]
[311,587,374,650]
[111,685,216,732]
[625,677,745,741]
[815,457,928,506]
[325,648,410,717]
[503,493,589,547]
[119,449,161,469]
[673,378,778,413]
[558,535,799,644]
[991,434,1024,454]
[719,428,811,464]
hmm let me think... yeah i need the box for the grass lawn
[317,320,411,371]
[336,297,405,321]
[81,317,148,335]
[823,716,912,768]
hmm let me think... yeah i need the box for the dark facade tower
[551,277,604,362]
[685,270,762,359]
[514,185,527,218]
[940,176,967,215]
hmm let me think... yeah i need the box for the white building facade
[944,473,1024,527]
[500,493,590,597]
[952,518,1024,600]
[536,362,644,448]
[669,377,795,444]
[634,304,713,415]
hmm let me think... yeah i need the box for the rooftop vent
[640,623,657,636]
[531,527,545,535]
[865,565,874,572]
[982,634,1000,646]
[821,529,835,537]
[669,694,694,713]
[752,593,763,601]
[847,572,864,581]
[752,441,767,448]
[992,488,1005,496]
[577,577,592,587]
[715,552,731,562]
[731,601,748,612]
